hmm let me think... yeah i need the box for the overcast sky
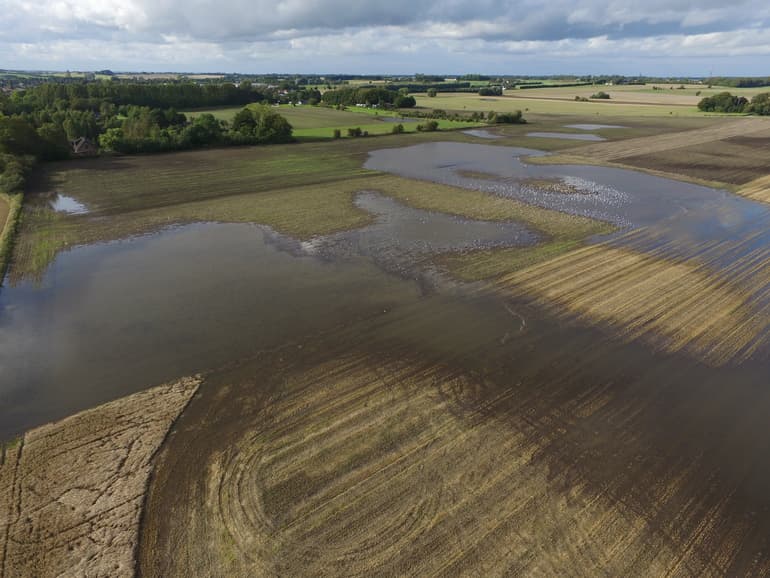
[2,0,769,75]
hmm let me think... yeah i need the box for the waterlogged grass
[14,134,611,282]
[369,177,614,280]
[0,192,23,283]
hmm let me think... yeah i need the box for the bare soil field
[564,117,770,162]
[0,377,199,577]
[619,133,770,186]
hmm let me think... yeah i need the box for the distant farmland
[184,104,483,138]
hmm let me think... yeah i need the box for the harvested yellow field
[0,377,199,578]
[140,354,767,576]
[498,242,770,365]
[738,175,770,204]
[562,117,770,161]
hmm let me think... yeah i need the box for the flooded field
[0,223,423,438]
[3,136,770,575]
[365,141,763,230]
[49,193,88,215]
[527,131,607,141]
[462,129,502,139]
[564,123,625,130]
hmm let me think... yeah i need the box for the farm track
[0,378,199,577]
[498,231,770,366]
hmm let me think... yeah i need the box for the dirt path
[0,377,199,578]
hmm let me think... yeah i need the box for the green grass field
[184,104,484,139]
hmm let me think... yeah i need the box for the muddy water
[0,197,539,438]
[305,191,539,277]
[0,223,425,438]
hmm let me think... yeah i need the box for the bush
[347,127,363,137]
[391,124,405,134]
[427,88,437,97]
[697,92,749,113]
[393,94,416,108]
[748,93,770,115]
[332,128,341,139]
[590,91,610,99]
[416,120,439,132]
[494,111,525,124]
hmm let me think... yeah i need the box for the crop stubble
[139,350,770,576]
[497,232,770,365]
[0,377,199,578]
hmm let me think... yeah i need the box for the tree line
[320,87,416,108]
[0,81,299,194]
[697,92,770,114]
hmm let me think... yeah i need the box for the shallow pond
[364,142,766,234]
[462,129,502,139]
[50,193,89,214]
[303,191,539,276]
[0,223,427,437]
[0,189,543,437]
[564,124,625,130]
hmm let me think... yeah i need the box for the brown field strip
[497,237,770,366]
[564,117,770,161]
[738,175,770,204]
[144,354,770,576]
[0,377,199,577]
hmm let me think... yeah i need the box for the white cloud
[2,0,770,72]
